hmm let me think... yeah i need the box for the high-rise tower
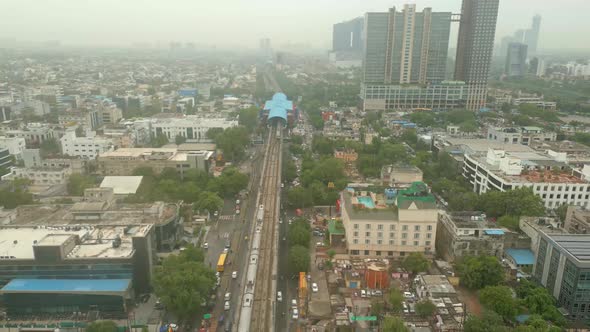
[524,15,541,55]
[454,0,499,111]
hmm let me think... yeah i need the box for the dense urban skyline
[1,0,589,50]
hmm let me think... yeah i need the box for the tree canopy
[382,316,409,332]
[67,173,97,196]
[0,179,34,209]
[288,218,312,248]
[152,245,215,323]
[479,285,517,320]
[388,288,404,313]
[401,252,430,274]
[214,126,250,162]
[457,255,504,289]
[415,299,436,318]
[289,245,310,274]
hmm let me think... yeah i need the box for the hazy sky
[1,0,588,50]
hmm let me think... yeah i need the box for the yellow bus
[217,253,227,272]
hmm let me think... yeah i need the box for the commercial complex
[97,147,214,176]
[505,42,528,77]
[487,126,557,146]
[533,232,590,320]
[0,147,11,169]
[340,182,438,258]
[454,0,500,110]
[463,148,590,209]
[150,116,237,142]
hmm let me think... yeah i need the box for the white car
[312,283,318,293]
[203,242,209,249]
[232,271,237,279]
[236,199,240,205]
[223,248,229,254]
[224,301,230,311]
[360,290,367,298]
[291,299,297,309]
[292,309,299,319]
[224,292,231,301]
[277,291,283,302]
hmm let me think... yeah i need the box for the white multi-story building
[60,130,113,160]
[5,123,55,145]
[463,148,590,209]
[10,166,72,186]
[0,136,26,159]
[150,116,237,142]
[487,126,557,146]
[340,183,438,258]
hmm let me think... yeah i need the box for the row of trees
[0,178,34,209]
[125,166,247,213]
[152,245,216,323]
[288,218,312,274]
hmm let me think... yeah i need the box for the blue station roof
[264,92,292,122]
[0,279,132,294]
[505,248,535,265]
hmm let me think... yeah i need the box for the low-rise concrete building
[150,115,237,142]
[565,205,590,234]
[9,166,72,186]
[5,123,55,145]
[97,147,213,176]
[381,165,423,186]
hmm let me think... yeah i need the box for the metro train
[237,224,262,332]
[256,204,264,223]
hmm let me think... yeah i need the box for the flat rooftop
[0,224,151,260]
[7,202,178,226]
[420,275,456,295]
[443,138,534,154]
[100,176,143,194]
[547,234,590,263]
[0,279,131,294]
[341,192,398,221]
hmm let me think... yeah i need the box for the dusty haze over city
[1,0,589,51]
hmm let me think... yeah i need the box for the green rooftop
[328,219,345,235]
[396,182,436,206]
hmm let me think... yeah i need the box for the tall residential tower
[361,4,466,111]
[454,0,499,111]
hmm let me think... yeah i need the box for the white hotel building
[463,148,590,209]
[60,130,114,160]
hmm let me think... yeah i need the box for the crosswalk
[219,215,235,221]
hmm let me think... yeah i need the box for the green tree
[215,126,250,162]
[206,128,224,140]
[195,191,223,214]
[133,167,156,177]
[238,107,260,132]
[370,299,385,317]
[388,288,404,313]
[67,173,96,196]
[287,187,313,208]
[478,187,545,218]
[463,310,508,332]
[0,179,34,208]
[153,248,215,323]
[497,215,520,231]
[39,138,60,157]
[151,133,169,148]
[289,220,312,248]
[382,316,408,332]
[288,245,310,274]
[479,285,517,320]
[415,299,436,318]
[86,320,118,332]
[457,255,504,289]
[401,252,430,274]
[175,135,187,145]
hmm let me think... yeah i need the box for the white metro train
[237,223,262,332]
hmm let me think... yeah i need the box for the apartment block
[463,148,590,209]
[10,166,72,186]
[0,136,26,159]
[340,182,438,258]
[5,123,55,145]
[60,130,113,160]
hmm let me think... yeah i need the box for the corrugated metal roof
[505,248,535,265]
[0,279,131,293]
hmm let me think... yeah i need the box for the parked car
[232,271,237,279]
[291,299,297,309]
[360,290,367,298]
[312,283,318,293]
[224,301,230,311]
[277,291,283,302]
[403,302,409,314]
[224,292,231,301]
[373,290,383,297]
[292,309,299,319]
